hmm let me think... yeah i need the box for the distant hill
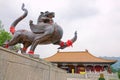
[100,57,120,70]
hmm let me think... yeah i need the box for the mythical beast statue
[6,4,77,54]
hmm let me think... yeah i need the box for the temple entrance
[58,64,111,74]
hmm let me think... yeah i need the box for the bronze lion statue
[5,4,77,55]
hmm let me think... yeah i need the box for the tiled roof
[44,50,116,64]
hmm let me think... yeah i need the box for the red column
[101,65,104,71]
[93,65,95,72]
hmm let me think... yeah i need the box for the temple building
[44,50,117,74]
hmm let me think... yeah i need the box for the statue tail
[10,3,28,35]
[58,31,77,49]
[70,31,77,44]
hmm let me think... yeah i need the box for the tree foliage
[118,69,120,79]
[111,66,120,79]
[111,66,117,73]
[0,21,12,46]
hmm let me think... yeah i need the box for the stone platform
[0,47,67,80]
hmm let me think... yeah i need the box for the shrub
[0,30,12,45]
[118,70,120,79]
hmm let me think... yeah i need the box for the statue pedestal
[29,54,40,59]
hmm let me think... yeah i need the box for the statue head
[37,11,55,24]
[44,11,55,18]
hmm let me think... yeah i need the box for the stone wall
[0,47,67,80]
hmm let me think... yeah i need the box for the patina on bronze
[6,4,77,55]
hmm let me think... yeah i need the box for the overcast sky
[0,0,120,58]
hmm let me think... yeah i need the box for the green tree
[111,66,117,73]
[0,21,12,46]
[118,69,120,79]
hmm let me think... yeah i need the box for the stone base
[0,47,67,80]
[29,54,40,59]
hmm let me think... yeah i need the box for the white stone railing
[67,72,119,80]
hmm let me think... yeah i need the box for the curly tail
[58,31,77,49]
[10,3,28,34]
